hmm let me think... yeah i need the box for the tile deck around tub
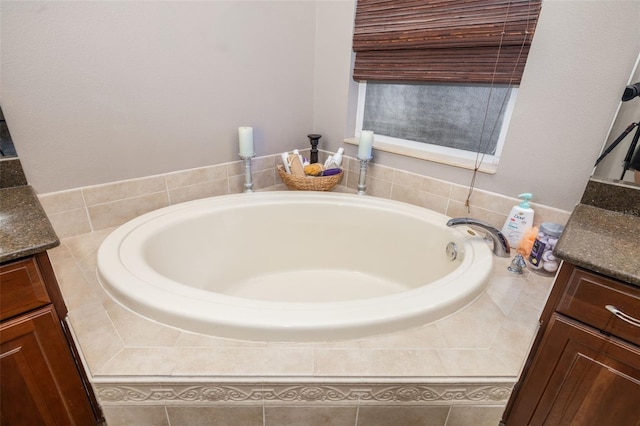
[49,227,554,385]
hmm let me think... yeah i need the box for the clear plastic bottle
[528,222,564,275]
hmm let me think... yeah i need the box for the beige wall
[2,1,639,211]
[1,1,316,192]
[314,0,640,211]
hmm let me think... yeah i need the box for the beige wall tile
[390,185,449,213]
[67,302,124,374]
[102,405,169,426]
[168,179,228,204]
[82,175,167,206]
[345,169,359,191]
[172,348,314,376]
[390,184,426,206]
[366,176,392,198]
[422,176,454,198]
[531,203,572,226]
[436,349,513,376]
[253,168,276,190]
[46,208,92,238]
[226,160,245,177]
[165,164,227,190]
[96,347,178,376]
[227,155,275,178]
[446,405,506,426]
[167,406,263,426]
[253,154,276,171]
[345,156,359,173]
[446,199,507,229]
[228,173,247,194]
[228,168,275,192]
[38,189,85,214]
[87,191,169,230]
[265,406,357,426]
[366,162,395,182]
[393,170,452,198]
[450,185,515,214]
[313,349,447,376]
[357,405,449,426]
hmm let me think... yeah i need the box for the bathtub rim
[97,191,493,342]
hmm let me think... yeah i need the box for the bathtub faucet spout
[446,218,511,257]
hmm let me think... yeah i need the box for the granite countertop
[555,179,640,287]
[0,185,60,263]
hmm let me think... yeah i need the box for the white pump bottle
[501,193,534,249]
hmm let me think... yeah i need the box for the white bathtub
[97,191,493,341]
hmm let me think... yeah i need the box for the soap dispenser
[501,193,534,249]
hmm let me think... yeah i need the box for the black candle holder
[307,134,321,164]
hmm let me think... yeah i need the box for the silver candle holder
[356,156,372,195]
[239,153,256,193]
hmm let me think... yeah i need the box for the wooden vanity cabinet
[502,262,640,425]
[1,252,99,425]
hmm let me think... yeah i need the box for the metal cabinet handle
[605,305,640,328]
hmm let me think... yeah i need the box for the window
[351,0,541,172]
[354,81,518,172]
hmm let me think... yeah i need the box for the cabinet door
[505,314,640,425]
[0,306,95,426]
[0,257,50,321]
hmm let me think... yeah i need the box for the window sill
[344,137,498,174]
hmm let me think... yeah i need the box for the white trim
[355,82,367,135]
[344,137,498,174]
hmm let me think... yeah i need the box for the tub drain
[446,242,458,261]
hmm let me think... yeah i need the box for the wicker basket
[276,164,343,191]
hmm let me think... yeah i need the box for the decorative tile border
[95,382,514,406]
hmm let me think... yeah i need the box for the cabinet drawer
[557,267,640,346]
[0,258,51,321]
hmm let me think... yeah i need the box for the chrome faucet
[446,217,511,257]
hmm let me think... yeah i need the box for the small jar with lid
[528,222,564,275]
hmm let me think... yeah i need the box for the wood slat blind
[352,0,542,84]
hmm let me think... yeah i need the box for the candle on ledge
[358,130,374,160]
[238,126,254,157]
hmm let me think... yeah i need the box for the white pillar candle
[238,126,254,157]
[358,130,374,159]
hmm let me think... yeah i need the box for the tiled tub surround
[39,154,570,425]
[50,233,554,426]
[38,152,571,240]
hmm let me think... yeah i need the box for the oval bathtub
[97,191,493,341]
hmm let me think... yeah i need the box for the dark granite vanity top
[555,178,640,287]
[0,159,59,263]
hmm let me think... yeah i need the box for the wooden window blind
[352,0,543,84]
